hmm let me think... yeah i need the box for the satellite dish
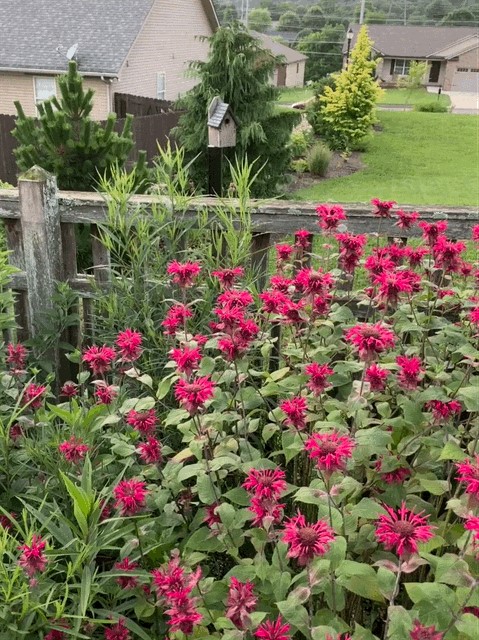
[66,43,78,60]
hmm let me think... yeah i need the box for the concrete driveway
[444,91,479,114]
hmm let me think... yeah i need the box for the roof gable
[0,0,155,75]
[428,34,479,59]
[251,31,307,64]
[343,24,479,59]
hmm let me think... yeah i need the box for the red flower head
[374,270,415,306]
[226,577,257,630]
[395,210,419,229]
[396,355,424,391]
[204,502,221,528]
[137,436,162,464]
[275,244,294,261]
[6,342,28,372]
[171,346,202,377]
[82,345,116,375]
[114,557,139,589]
[405,246,429,268]
[217,289,254,310]
[0,512,16,529]
[375,458,411,485]
[371,198,396,218]
[425,400,462,423]
[316,204,346,232]
[365,363,389,391]
[22,383,47,409]
[243,467,287,500]
[282,512,335,565]
[116,329,143,362]
[249,497,285,528]
[375,502,435,557]
[335,233,367,272]
[175,376,215,415]
[167,261,201,288]
[104,619,131,640]
[270,276,295,293]
[305,431,356,475]
[18,534,47,576]
[304,362,333,395]
[211,267,244,289]
[344,322,396,361]
[295,229,312,249]
[255,616,291,640]
[165,594,202,635]
[94,382,117,405]
[365,254,396,279]
[456,456,479,500]
[294,268,334,297]
[162,304,193,336]
[280,396,308,431]
[58,437,89,464]
[44,621,70,640]
[464,515,479,542]
[409,620,444,640]
[113,479,148,516]
[126,408,158,436]
[472,225,479,243]
[279,298,307,325]
[418,220,448,245]
[470,306,479,326]
[259,290,289,314]
[151,554,188,598]
[60,381,78,398]
[433,237,466,273]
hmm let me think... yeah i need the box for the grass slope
[292,111,479,207]
[379,88,450,106]
[278,87,314,104]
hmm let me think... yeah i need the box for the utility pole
[404,0,407,25]
[245,0,249,27]
[359,0,366,25]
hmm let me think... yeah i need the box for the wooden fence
[0,168,478,379]
[0,114,17,186]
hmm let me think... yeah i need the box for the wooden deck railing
[0,167,478,353]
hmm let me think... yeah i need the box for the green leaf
[217,503,236,529]
[197,474,217,505]
[385,606,412,640]
[336,562,385,603]
[405,582,456,607]
[156,373,176,400]
[277,597,310,631]
[79,565,92,617]
[418,477,449,496]
[311,626,340,640]
[185,528,223,552]
[455,613,479,639]
[328,536,347,571]
[351,498,387,520]
[457,386,479,412]
[225,487,250,506]
[438,441,467,461]
[435,554,474,587]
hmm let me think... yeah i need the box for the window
[457,67,469,72]
[471,69,479,73]
[157,73,166,100]
[393,59,411,75]
[34,77,56,110]
[296,63,300,73]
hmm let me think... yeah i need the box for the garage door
[451,67,479,92]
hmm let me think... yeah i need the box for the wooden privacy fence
[0,167,478,368]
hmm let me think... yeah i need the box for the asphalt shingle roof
[251,31,307,64]
[343,24,479,58]
[0,0,155,75]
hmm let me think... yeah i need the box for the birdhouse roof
[207,99,236,128]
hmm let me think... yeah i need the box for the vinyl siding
[444,46,479,90]
[0,72,110,120]
[114,0,213,101]
[285,60,305,87]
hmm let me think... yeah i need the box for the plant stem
[383,568,402,640]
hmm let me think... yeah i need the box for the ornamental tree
[318,25,383,150]
[13,61,134,190]
[248,7,272,32]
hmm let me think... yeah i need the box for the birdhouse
[207,96,237,148]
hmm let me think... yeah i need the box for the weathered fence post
[18,167,63,370]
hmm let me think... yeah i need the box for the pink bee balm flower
[375,502,435,557]
[23,382,47,409]
[175,376,215,414]
[365,363,389,391]
[279,396,308,431]
[294,268,334,296]
[126,409,158,435]
[464,515,479,542]
[44,621,70,640]
[374,270,414,306]
[396,355,424,390]
[170,346,202,377]
[418,220,448,245]
[243,467,287,500]
[104,619,130,640]
[270,276,294,293]
[425,400,462,423]
[344,322,396,361]
[405,246,429,269]
[282,512,335,565]
[456,456,479,500]
[316,204,346,232]
[305,431,355,475]
[165,594,202,635]
[58,437,89,464]
[204,502,221,527]
[113,479,148,516]
[167,261,201,288]
[278,298,307,325]
[335,232,367,273]
[371,198,396,218]
[18,534,47,576]
[226,577,257,630]
[409,620,444,640]
[114,557,139,589]
[255,616,291,640]
[470,306,479,326]
[305,362,333,395]
[211,267,244,289]
[60,381,78,398]
[294,229,312,249]
[259,290,289,314]
[433,237,466,273]
[249,497,285,528]
[82,345,116,375]
[217,289,254,309]
[162,304,193,336]
[94,382,117,405]
[472,225,479,243]
[6,342,28,371]
[275,244,294,261]
[137,436,162,464]
[116,329,143,362]
[395,210,419,229]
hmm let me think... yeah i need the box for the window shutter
[390,59,395,75]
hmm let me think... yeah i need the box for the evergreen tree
[175,24,300,197]
[319,26,382,150]
[13,62,134,190]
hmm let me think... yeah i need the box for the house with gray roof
[343,24,479,92]
[0,0,219,119]
[252,32,307,88]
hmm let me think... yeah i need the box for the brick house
[343,24,479,92]
[0,0,219,119]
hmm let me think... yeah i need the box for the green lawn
[292,111,479,207]
[379,88,450,107]
[278,87,314,104]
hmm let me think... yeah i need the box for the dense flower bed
[1,202,479,639]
